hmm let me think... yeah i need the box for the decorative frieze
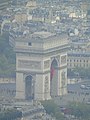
[44,76,49,93]
[61,55,67,64]
[18,60,41,69]
[61,71,66,87]
[44,60,50,69]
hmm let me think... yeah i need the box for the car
[80,84,86,89]
[85,86,90,90]
[80,84,90,90]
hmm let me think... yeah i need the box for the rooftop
[68,52,90,57]
[33,31,55,39]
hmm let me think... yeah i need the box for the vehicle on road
[80,84,90,90]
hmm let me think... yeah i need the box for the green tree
[41,100,57,114]
[67,102,90,120]
[0,33,15,76]
[41,100,65,120]
[74,67,90,79]
[0,108,22,120]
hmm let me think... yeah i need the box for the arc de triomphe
[9,31,69,100]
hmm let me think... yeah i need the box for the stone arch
[25,75,34,100]
[50,58,58,97]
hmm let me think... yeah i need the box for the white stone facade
[10,31,69,100]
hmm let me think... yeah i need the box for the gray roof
[68,52,90,57]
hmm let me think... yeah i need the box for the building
[9,28,69,101]
[68,37,90,69]
[15,12,28,23]
[67,52,90,69]
[0,0,11,10]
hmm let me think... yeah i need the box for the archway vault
[50,58,59,97]
[25,75,34,100]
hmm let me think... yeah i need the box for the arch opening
[50,59,58,97]
[25,75,34,100]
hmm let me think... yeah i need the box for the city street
[0,80,90,106]
[54,80,90,106]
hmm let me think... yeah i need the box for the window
[70,63,72,66]
[28,42,32,46]
[83,64,85,67]
[87,60,88,63]
[84,60,85,62]
[70,59,72,62]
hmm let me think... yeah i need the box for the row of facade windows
[67,59,88,63]
[67,63,89,67]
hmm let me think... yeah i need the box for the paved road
[0,83,16,97]
[54,80,90,106]
[0,80,90,105]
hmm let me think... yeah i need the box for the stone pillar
[34,74,45,100]
[44,73,51,100]
[15,72,25,99]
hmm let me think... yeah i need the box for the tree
[67,102,90,120]
[41,100,65,120]
[73,67,90,79]
[0,108,22,120]
[0,33,15,76]
[41,100,57,114]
